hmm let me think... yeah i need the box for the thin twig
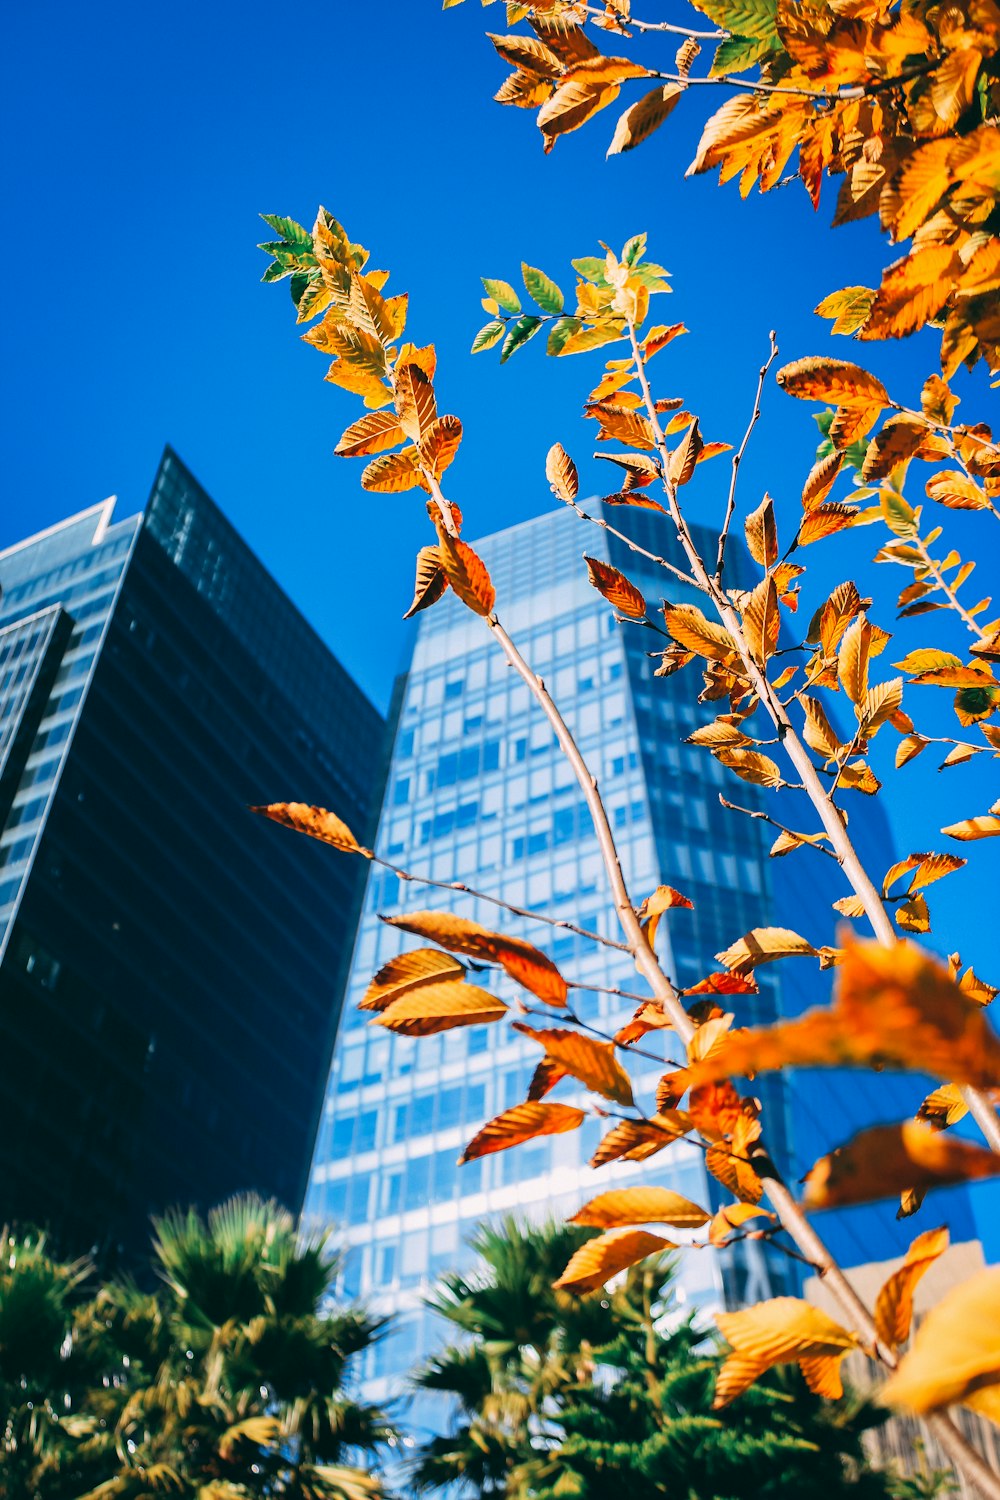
[563,496,697,587]
[716,331,778,582]
[718,795,840,862]
[582,4,727,38]
[370,853,630,953]
[914,534,988,640]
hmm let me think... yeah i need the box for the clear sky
[4,2,998,1234]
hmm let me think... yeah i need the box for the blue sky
[4,2,998,1232]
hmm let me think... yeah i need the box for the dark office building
[0,448,384,1261]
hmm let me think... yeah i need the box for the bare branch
[562,495,698,587]
[718,795,840,862]
[370,853,630,953]
[716,331,778,582]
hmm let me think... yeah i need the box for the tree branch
[716,331,778,583]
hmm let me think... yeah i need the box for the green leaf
[482,277,521,314]
[697,0,779,44]
[290,271,312,304]
[522,264,564,314]
[709,33,775,75]
[621,234,647,266]
[880,491,918,537]
[500,315,543,363]
[259,213,313,246]
[547,316,582,355]
[472,319,506,354]
[262,260,290,284]
[571,256,610,286]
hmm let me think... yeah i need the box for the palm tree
[0,1196,391,1499]
[409,1217,930,1500]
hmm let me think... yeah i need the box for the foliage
[258,201,1000,1494]
[441,0,1000,376]
[0,1198,389,1500]
[409,1217,917,1499]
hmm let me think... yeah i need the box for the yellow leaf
[589,1113,692,1168]
[880,1267,1000,1417]
[394,360,438,442]
[917,1083,968,1131]
[716,927,819,974]
[776,357,889,407]
[714,747,784,787]
[584,555,646,618]
[858,246,958,342]
[513,1023,634,1106]
[334,410,404,457]
[925,470,990,511]
[460,1101,586,1163]
[251,802,368,856]
[607,83,683,156]
[375,980,509,1035]
[538,77,621,153]
[859,676,903,736]
[803,1120,1000,1210]
[546,442,579,501]
[802,451,843,510]
[663,604,738,661]
[418,414,463,479]
[668,419,704,487]
[436,531,496,617]
[361,448,426,494]
[382,911,567,1005]
[569,1187,711,1230]
[403,546,448,620]
[360,948,465,1012]
[714,1299,856,1408]
[942,813,1000,841]
[742,575,780,663]
[838,612,872,703]
[798,503,859,546]
[708,1203,774,1246]
[861,418,928,481]
[801,694,843,759]
[554,1227,674,1294]
[874,1226,949,1351]
[744,493,778,567]
[487,31,563,76]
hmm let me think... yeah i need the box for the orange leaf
[251,802,369,856]
[359,948,465,1012]
[374,980,508,1035]
[513,1024,634,1106]
[554,1227,674,1294]
[584,555,646,618]
[874,1226,950,1351]
[382,911,567,1006]
[569,1187,710,1230]
[460,1101,586,1163]
[803,1120,1000,1210]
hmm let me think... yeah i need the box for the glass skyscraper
[305,501,980,1409]
[0,448,384,1260]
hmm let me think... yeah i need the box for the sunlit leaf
[251,802,369,856]
[880,1267,1000,1417]
[803,1120,1000,1210]
[584,555,646,618]
[569,1187,711,1230]
[513,1023,634,1106]
[382,910,567,1005]
[360,948,465,1012]
[460,1101,586,1163]
[554,1227,674,1294]
[874,1226,949,1351]
[375,980,509,1035]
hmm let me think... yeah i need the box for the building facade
[0,448,384,1260]
[305,502,981,1411]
